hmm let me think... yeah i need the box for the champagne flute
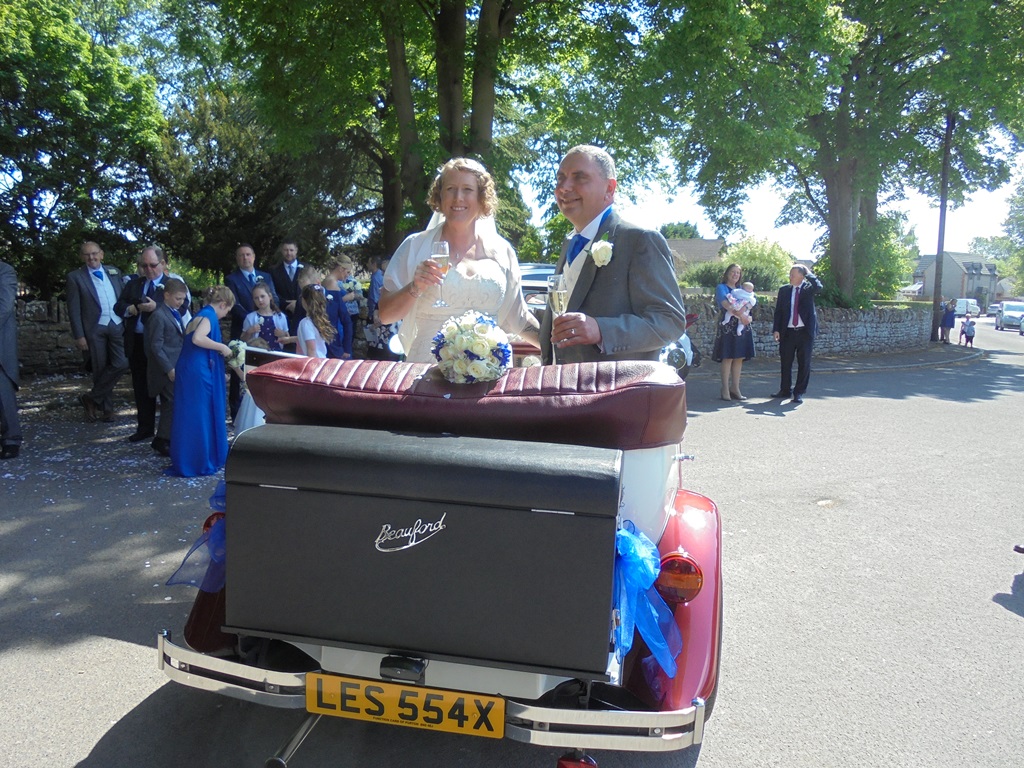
[432,240,451,308]
[547,274,568,364]
[547,274,568,317]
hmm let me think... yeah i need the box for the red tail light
[656,552,703,605]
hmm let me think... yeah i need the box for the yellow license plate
[306,673,505,739]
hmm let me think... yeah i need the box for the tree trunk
[823,155,858,300]
[930,110,956,341]
[469,0,522,157]
[380,152,404,255]
[381,11,428,225]
[435,0,467,157]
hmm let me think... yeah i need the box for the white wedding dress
[404,259,508,363]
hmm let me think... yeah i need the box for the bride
[377,158,540,363]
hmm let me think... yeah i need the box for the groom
[540,145,686,364]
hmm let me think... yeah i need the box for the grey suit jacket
[66,265,124,341]
[144,303,184,397]
[540,211,686,364]
[0,261,18,386]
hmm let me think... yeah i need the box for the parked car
[987,303,1001,316]
[158,358,722,768]
[995,301,1024,331]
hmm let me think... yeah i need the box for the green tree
[652,0,1023,305]
[661,222,701,239]
[0,0,163,295]
[1001,178,1024,289]
[722,238,792,288]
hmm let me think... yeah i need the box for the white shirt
[563,205,613,299]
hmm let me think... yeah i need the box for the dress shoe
[101,410,115,423]
[151,437,171,457]
[769,391,790,399]
[791,395,803,404]
[1,445,19,460]
[79,393,98,422]
[128,431,154,443]
[730,391,748,401]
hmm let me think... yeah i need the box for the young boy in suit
[144,278,189,456]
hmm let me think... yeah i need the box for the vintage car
[157,358,722,767]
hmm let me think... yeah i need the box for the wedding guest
[939,299,956,344]
[366,255,384,320]
[169,286,235,477]
[322,258,354,358]
[379,157,539,362]
[296,285,335,358]
[771,264,824,404]
[711,264,755,401]
[66,241,128,423]
[539,145,685,365]
[0,259,21,459]
[114,246,179,443]
[241,282,294,352]
[225,243,277,418]
[367,257,401,361]
[144,278,189,457]
[269,239,303,346]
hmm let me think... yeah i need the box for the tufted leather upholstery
[246,358,686,450]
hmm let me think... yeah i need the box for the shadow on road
[993,570,1024,620]
[76,682,702,768]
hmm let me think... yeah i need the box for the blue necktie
[248,272,255,285]
[567,234,588,265]
[145,280,155,298]
[170,307,184,332]
[92,270,104,280]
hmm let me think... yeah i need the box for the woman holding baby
[711,263,755,401]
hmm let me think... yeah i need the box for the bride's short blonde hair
[428,158,498,218]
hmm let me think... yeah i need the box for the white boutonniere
[589,235,614,267]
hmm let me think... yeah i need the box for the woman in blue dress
[169,286,236,477]
[712,263,755,401]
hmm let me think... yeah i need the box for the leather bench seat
[246,358,686,450]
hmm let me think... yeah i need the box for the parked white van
[955,298,981,316]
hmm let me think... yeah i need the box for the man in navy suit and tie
[771,264,824,404]
[225,243,277,418]
[66,242,128,422]
[269,239,302,346]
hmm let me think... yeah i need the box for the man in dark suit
[144,278,189,456]
[114,246,171,442]
[771,264,824,404]
[225,243,277,417]
[540,145,686,364]
[0,259,21,459]
[269,239,302,347]
[66,242,128,422]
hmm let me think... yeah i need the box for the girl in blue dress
[169,286,236,477]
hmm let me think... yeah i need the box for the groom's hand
[552,312,601,348]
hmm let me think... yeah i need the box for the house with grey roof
[906,252,1003,304]
[665,238,726,273]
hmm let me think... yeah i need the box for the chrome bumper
[157,631,705,751]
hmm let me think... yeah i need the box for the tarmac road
[1,317,1021,768]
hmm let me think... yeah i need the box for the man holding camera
[114,246,189,443]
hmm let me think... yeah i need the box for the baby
[723,281,757,335]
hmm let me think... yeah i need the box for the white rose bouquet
[226,339,247,370]
[430,312,513,384]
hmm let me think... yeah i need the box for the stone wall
[13,299,372,376]
[683,297,932,358]
[14,297,932,377]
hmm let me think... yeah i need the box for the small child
[722,281,757,335]
[241,282,294,351]
[296,284,337,358]
[958,313,972,345]
[964,319,976,347]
